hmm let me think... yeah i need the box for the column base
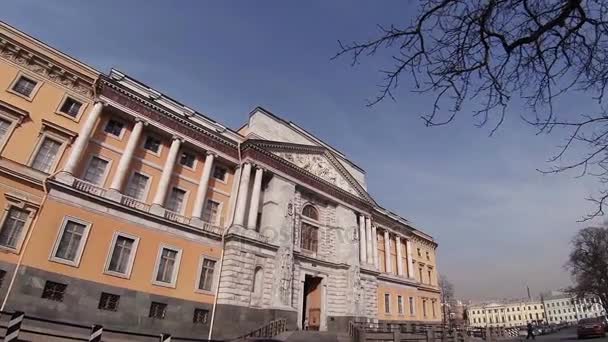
[149,204,166,216]
[105,189,123,202]
[54,171,75,185]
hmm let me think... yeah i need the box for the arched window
[302,205,319,221]
[252,266,263,296]
[300,205,319,252]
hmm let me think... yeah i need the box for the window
[302,205,319,220]
[149,302,167,319]
[166,187,186,213]
[202,199,220,224]
[51,218,91,266]
[398,296,404,314]
[0,207,29,249]
[423,299,427,317]
[104,119,124,137]
[179,151,195,168]
[11,76,37,97]
[83,156,109,185]
[105,233,138,277]
[125,172,149,200]
[417,248,421,257]
[98,292,120,311]
[143,136,161,153]
[31,137,61,173]
[41,281,66,302]
[384,293,391,313]
[300,222,318,252]
[252,266,263,296]
[193,308,209,324]
[426,251,430,260]
[198,258,216,292]
[212,165,227,181]
[154,246,181,286]
[58,97,82,118]
[432,301,436,317]
[409,297,415,315]
[428,270,432,285]
[419,268,424,282]
[0,118,12,143]
[0,270,5,288]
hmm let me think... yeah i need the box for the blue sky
[3,0,601,300]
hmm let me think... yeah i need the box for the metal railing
[230,318,287,341]
[73,179,107,197]
[121,195,151,212]
[349,321,471,342]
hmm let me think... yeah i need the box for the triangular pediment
[247,140,374,203]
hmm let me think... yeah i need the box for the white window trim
[28,131,68,174]
[141,134,163,157]
[178,149,198,171]
[7,71,43,101]
[166,186,190,215]
[103,231,140,279]
[0,103,25,156]
[398,295,404,315]
[0,193,39,253]
[211,164,228,184]
[409,297,416,316]
[54,93,89,122]
[104,117,127,141]
[125,171,152,202]
[49,216,92,267]
[194,255,219,294]
[203,199,223,226]
[384,293,391,314]
[151,243,182,288]
[81,154,113,187]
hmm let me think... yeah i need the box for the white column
[371,225,378,269]
[384,230,392,273]
[396,237,404,276]
[358,214,366,264]
[406,239,414,278]
[153,137,181,206]
[365,217,373,264]
[192,152,215,218]
[246,166,264,230]
[110,119,145,191]
[233,163,252,226]
[63,101,104,174]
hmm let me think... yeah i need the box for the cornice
[99,78,239,159]
[0,34,95,98]
[294,251,350,269]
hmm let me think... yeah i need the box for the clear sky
[3,0,601,300]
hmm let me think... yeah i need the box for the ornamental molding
[0,35,95,98]
[99,79,239,159]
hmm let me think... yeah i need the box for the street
[509,328,608,342]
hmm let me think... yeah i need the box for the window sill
[54,110,82,123]
[194,288,214,295]
[49,256,80,268]
[6,89,35,102]
[103,270,132,280]
[152,280,177,289]
[0,245,20,254]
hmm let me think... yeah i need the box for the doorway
[302,275,323,331]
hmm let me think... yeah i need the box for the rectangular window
[398,296,404,314]
[419,268,424,283]
[98,292,120,311]
[12,76,37,97]
[213,165,227,181]
[0,207,29,249]
[384,293,391,313]
[154,246,181,286]
[432,301,436,317]
[165,187,186,213]
[106,233,138,277]
[104,119,124,137]
[300,222,318,252]
[377,231,385,272]
[428,270,432,285]
[193,308,209,324]
[198,258,216,292]
[51,218,90,265]
[32,137,61,173]
[179,151,195,168]
[0,118,12,142]
[143,136,161,153]
[409,297,415,315]
[59,97,82,118]
[83,156,109,185]
[125,172,149,200]
[149,302,167,319]
[423,300,427,317]
[202,199,220,224]
[41,281,66,302]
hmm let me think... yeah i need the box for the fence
[229,319,287,341]
[0,310,222,342]
[349,322,472,342]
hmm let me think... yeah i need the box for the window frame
[0,102,26,155]
[202,199,223,225]
[211,164,228,183]
[300,204,321,253]
[7,72,43,101]
[151,244,183,288]
[398,295,404,315]
[409,297,416,316]
[384,293,391,314]
[103,117,126,140]
[124,171,152,201]
[165,186,189,214]
[195,255,219,294]
[142,134,163,156]
[178,150,197,170]
[0,193,38,253]
[49,216,92,267]
[81,155,112,187]
[55,93,88,122]
[103,231,140,279]
[28,131,68,174]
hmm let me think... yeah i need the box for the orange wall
[21,198,221,304]
[377,284,441,322]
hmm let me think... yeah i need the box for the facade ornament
[287,202,293,216]
[273,247,293,306]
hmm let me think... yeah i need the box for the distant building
[543,292,605,324]
[467,300,546,328]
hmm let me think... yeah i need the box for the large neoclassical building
[0,22,440,339]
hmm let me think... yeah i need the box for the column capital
[205,150,218,157]
[134,117,149,126]
[171,135,184,142]
[93,100,107,107]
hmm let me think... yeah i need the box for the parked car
[577,317,607,339]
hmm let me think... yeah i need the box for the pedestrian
[526,322,535,340]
